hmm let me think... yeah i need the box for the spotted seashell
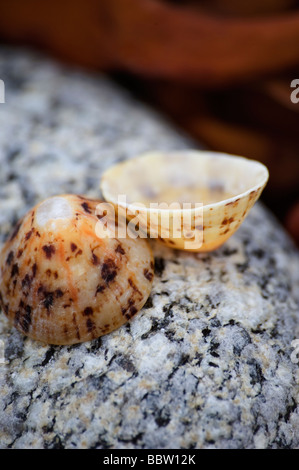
[0,195,154,345]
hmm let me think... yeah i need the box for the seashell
[100,150,269,252]
[0,195,154,345]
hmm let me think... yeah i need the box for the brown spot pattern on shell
[0,195,154,345]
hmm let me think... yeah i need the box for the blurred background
[0,0,299,245]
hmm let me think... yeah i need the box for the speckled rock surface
[0,48,299,449]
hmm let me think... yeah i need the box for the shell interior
[101,151,269,208]
[101,151,269,252]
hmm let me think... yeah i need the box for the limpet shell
[100,150,269,252]
[0,195,154,345]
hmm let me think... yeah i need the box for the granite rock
[0,48,299,449]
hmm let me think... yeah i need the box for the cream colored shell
[0,195,154,345]
[100,150,269,252]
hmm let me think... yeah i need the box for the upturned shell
[101,150,269,252]
[0,195,154,345]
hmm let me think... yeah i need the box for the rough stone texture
[0,48,299,449]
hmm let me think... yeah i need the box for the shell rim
[100,150,269,214]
